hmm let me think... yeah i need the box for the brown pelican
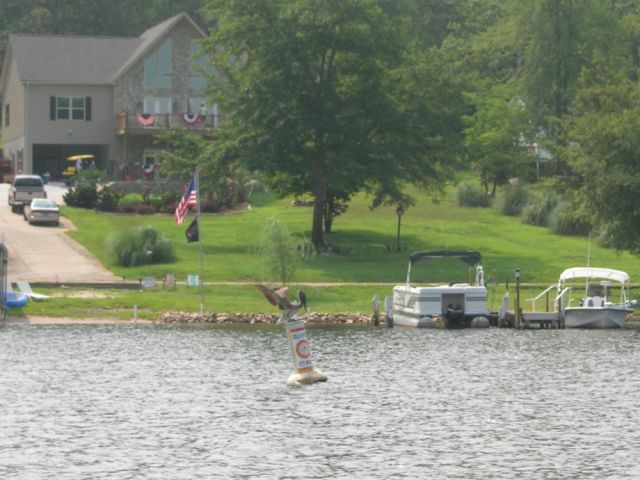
[254,284,308,324]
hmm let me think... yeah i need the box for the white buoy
[285,320,327,385]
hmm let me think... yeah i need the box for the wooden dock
[497,292,565,329]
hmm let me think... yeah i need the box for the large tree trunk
[323,195,334,233]
[311,165,327,251]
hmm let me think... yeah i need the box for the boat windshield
[586,283,606,297]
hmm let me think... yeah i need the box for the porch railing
[116,113,224,134]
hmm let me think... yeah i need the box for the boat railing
[527,284,556,312]
[527,285,572,312]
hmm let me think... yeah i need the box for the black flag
[185,218,199,242]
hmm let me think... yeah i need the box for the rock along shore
[157,311,383,325]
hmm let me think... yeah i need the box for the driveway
[0,182,119,283]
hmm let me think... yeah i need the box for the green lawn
[63,185,640,285]
[13,182,640,320]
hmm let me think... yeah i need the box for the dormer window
[144,39,172,88]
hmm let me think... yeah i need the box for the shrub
[96,189,123,212]
[117,193,145,212]
[63,184,98,209]
[495,183,528,216]
[456,182,491,207]
[259,216,298,284]
[148,194,164,211]
[107,226,175,266]
[522,195,557,227]
[549,201,592,236]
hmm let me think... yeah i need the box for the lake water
[1,323,639,479]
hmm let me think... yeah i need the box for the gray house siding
[1,54,26,173]
[28,85,114,177]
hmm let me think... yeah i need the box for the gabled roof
[1,12,205,87]
[7,34,141,85]
[113,13,206,81]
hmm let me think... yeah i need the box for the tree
[561,62,640,253]
[200,0,465,250]
[156,128,240,210]
[517,0,621,130]
[464,86,532,195]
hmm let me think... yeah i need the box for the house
[0,13,218,181]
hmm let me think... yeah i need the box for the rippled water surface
[1,323,640,479]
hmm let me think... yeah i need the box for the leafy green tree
[517,0,622,130]
[156,128,243,210]
[200,0,465,250]
[464,85,531,195]
[561,63,640,253]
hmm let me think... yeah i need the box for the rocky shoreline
[156,311,383,325]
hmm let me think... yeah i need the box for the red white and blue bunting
[180,113,201,126]
[136,113,156,126]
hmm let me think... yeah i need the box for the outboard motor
[445,303,465,327]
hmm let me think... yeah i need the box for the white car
[23,198,60,226]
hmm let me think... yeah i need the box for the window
[190,41,207,91]
[4,104,9,127]
[190,40,215,91]
[50,96,91,121]
[144,39,172,88]
[143,97,172,114]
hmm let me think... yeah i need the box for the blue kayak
[5,291,29,308]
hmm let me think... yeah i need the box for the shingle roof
[9,34,141,84]
[6,12,204,85]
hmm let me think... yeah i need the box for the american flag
[175,176,197,224]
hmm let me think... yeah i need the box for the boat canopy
[409,250,481,266]
[559,267,630,284]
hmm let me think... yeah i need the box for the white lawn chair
[16,281,50,301]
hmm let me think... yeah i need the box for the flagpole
[195,167,205,315]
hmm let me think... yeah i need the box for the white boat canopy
[559,267,630,284]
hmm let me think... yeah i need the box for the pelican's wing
[254,284,291,309]
[274,286,289,299]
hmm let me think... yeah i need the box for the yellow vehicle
[63,154,94,179]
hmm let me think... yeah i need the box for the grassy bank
[13,182,640,320]
[63,187,640,284]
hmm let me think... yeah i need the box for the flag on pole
[175,176,197,224]
[185,218,199,242]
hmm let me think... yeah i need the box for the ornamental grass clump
[522,194,557,227]
[495,183,528,216]
[456,182,492,207]
[107,226,175,266]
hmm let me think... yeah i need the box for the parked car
[23,198,60,226]
[8,175,47,213]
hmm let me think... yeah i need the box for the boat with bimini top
[559,267,635,329]
[389,250,490,328]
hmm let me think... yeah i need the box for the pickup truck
[8,175,47,213]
